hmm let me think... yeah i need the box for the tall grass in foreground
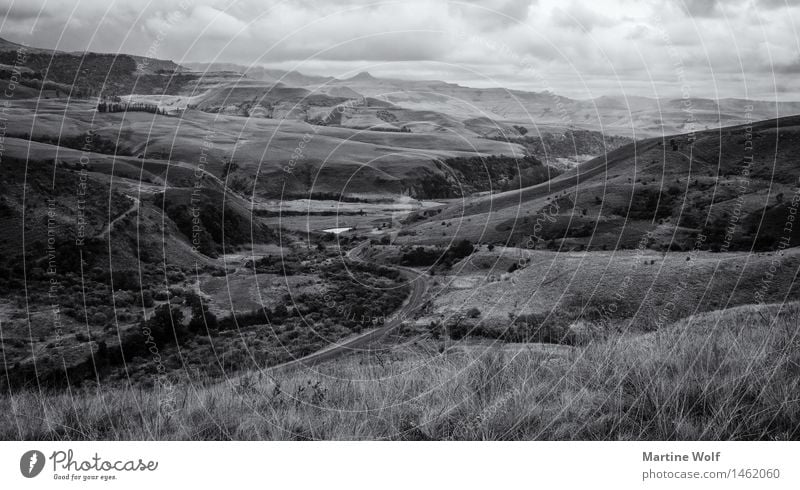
[2,302,798,440]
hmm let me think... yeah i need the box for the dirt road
[268,241,428,373]
[97,196,139,239]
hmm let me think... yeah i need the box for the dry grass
[2,301,798,440]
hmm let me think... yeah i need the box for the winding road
[268,241,429,373]
[137,158,430,373]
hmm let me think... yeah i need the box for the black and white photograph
[0,0,799,486]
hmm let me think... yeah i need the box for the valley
[1,35,799,441]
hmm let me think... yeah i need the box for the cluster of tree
[283,191,376,203]
[0,68,68,94]
[0,251,414,389]
[97,101,169,115]
[0,158,136,282]
[368,125,412,133]
[400,239,475,268]
[441,312,575,345]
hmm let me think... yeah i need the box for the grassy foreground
[2,301,798,440]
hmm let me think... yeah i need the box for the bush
[400,247,440,267]
[111,270,140,291]
[147,304,187,345]
[186,292,218,334]
[511,314,574,344]
[90,312,107,326]
[113,290,135,306]
[138,290,154,307]
[399,239,475,269]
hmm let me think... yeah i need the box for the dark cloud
[449,0,535,28]
[774,56,800,73]
[676,0,723,18]
[0,0,797,100]
[756,0,800,9]
[0,2,47,21]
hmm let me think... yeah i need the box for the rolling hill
[400,115,800,253]
[0,98,528,199]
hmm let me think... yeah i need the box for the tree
[447,239,474,260]
[221,157,239,180]
[187,292,218,334]
[272,304,288,320]
[148,304,186,345]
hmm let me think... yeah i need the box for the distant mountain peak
[348,71,377,81]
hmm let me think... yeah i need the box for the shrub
[188,304,218,335]
[113,290,135,306]
[111,270,140,291]
[139,290,154,307]
[90,312,107,326]
[146,305,187,345]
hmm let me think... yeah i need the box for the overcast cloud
[1,0,799,99]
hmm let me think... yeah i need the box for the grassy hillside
[407,245,800,338]
[2,301,797,440]
[0,151,280,390]
[402,116,800,252]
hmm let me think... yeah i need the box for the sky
[1,0,799,100]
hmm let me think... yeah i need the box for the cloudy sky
[1,0,799,99]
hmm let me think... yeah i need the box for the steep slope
[0,37,194,97]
